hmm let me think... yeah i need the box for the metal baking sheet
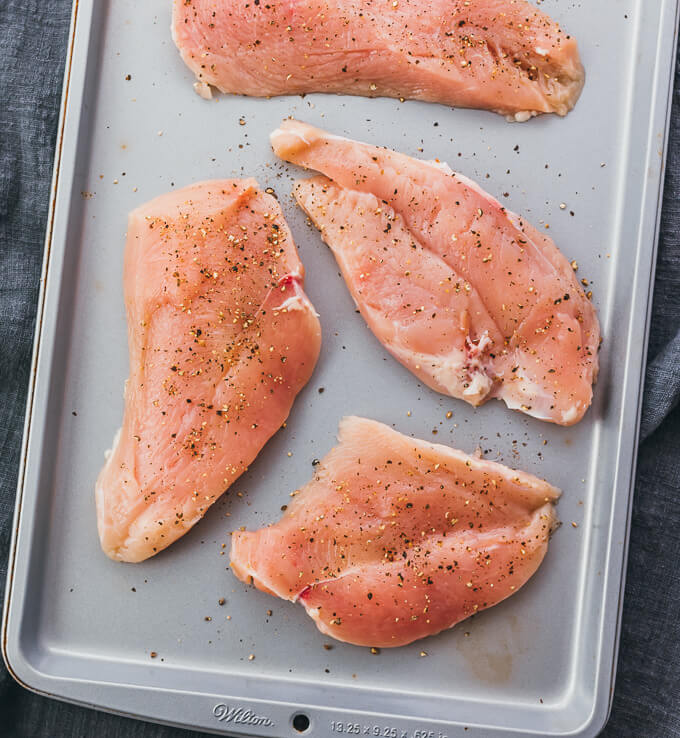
[3,1,678,736]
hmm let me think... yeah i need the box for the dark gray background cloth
[1,1,678,736]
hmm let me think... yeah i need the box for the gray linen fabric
[0,1,678,736]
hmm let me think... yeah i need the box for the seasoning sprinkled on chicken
[172,0,584,120]
[272,120,600,426]
[231,416,560,647]
[96,179,321,562]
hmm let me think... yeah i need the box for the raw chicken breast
[272,120,600,426]
[231,416,559,648]
[172,0,584,120]
[96,180,321,562]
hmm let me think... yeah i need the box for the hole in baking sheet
[292,713,311,733]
